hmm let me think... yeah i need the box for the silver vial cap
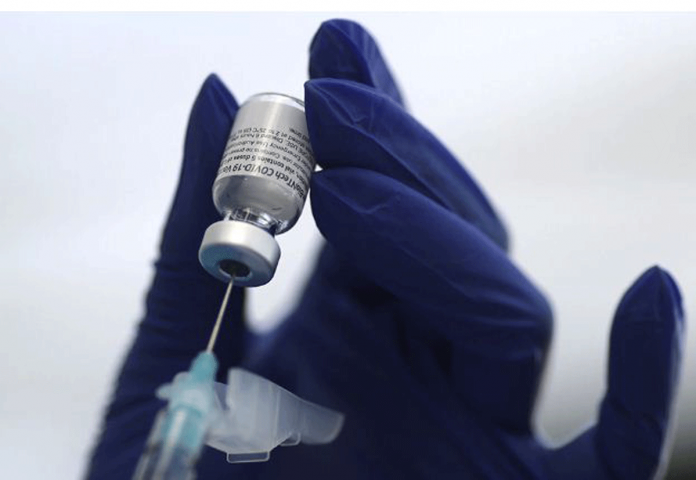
[198,220,281,287]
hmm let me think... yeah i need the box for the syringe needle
[206,277,235,353]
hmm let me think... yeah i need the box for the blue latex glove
[87,19,685,480]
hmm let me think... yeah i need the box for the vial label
[217,99,315,201]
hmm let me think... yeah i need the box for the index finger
[305,78,509,251]
[309,19,404,106]
[306,19,508,251]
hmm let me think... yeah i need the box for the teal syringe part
[132,352,219,480]
[161,352,218,450]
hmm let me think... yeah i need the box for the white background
[0,13,694,478]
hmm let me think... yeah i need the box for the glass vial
[199,93,315,287]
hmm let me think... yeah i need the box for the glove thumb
[135,75,248,378]
[159,74,237,268]
[545,266,685,480]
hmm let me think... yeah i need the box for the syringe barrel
[132,407,206,480]
[132,352,218,480]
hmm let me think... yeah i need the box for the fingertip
[595,266,686,479]
[201,72,225,92]
[610,266,685,401]
[160,74,238,265]
[200,73,235,104]
[659,266,684,317]
[309,18,404,105]
[615,265,684,326]
[184,73,238,170]
[187,73,238,139]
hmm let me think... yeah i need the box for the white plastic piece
[205,368,345,463]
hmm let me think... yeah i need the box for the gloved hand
[87,19,685,480]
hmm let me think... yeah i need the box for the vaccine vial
[199,93,315,287]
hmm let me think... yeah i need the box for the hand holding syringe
[131,93,344,480]
[131,276,232,480]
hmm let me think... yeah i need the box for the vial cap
[199,220,280,287]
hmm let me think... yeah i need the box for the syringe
[132,276,236,480]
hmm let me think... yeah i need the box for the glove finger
[305,78,509,251]
[126,75,247,384]
[306,19,405,305]
[309,18,404,106]
[597,266,684,479]
[87,75,249,480]
[311,168,552,428]
[545,267,685,480]
[160,74,236,268]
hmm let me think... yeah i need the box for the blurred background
[0,12,694,479]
